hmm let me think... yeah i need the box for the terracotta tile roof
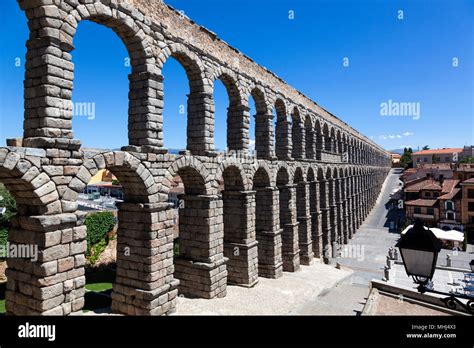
[457,164,474,172]
[441,179,460,193]
[423,183,442,191]
[413,148,463,155]
[461,178,474,184]
[419,164,452,170]
[439,188,461,200]
[405,179,439,192]
[405,199,437,207]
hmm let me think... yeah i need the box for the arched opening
[171,166,226,299]
[162,57,190,152]
[72,154,173,315]
[0,154,62,315]
[2,2,28,141]
[250,88,269,158]
[0,183,15,314]
[248,94,258,156]
[213,74,244,153]
[72,21,130,149]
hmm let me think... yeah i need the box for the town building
[404,178,463,231]
[411,146,473,168]
[460,178,474,243]
[390,153,401,167]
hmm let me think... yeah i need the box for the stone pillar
[280,184,300,272]
[222,190,259,287]
[292,119,305,160]
[334,177,344,246]
[356,176,362,228]
[255,187,283,278]
[305,127,316,160]
[126,72,165,153]
[297,182,314,265]
[319,179,331,262]
[6,213,86,315]
[255,113,276,160]
[174,194,227,299]
[22,32,80,150]
[340,177,349,245]
[328,178,338,252]
[227,105,249,153]
[112,202,178,315]
[187,92,215,156]
[316,132,324,161]
[275,115,292,160]
[310,180,323,259]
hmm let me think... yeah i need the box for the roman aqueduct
[0,0,391,315]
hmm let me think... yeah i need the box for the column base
[256,229,283,279]
[224,241,259,287]
[111,279,179,316]
[174,257,227,299]
[283,251,301,272]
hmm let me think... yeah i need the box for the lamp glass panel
[401,249,435,278]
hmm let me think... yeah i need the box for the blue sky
[0,0,472,151]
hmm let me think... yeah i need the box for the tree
[460,157,474,164]
[0,185,17,249]
[400,147,413,169]
[422,145,430,150]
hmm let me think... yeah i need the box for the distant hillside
[389,148,405,155]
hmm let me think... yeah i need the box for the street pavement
[295,168,404,315]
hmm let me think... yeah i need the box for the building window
[423,158,427,162]
[446,212,455,220]
[469,202,474,212]
[427,208,434,215]
[468,189,474,199]
[414,207,421,214]
[433,192,439,197]
[425,192,431,198]
[446,201,454,210]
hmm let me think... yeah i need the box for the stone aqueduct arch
[0,0,391,315]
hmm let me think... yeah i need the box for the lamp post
[396,220,474,314]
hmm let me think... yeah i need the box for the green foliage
[0,186,17,250]
[0,228,8,248]
[422,145,430,150]
[460,157,474,164]
[0,186,16,229]
[84,211,115,254]
[88,238,108,265]
[400,147,413,169]
[173,239,180,257]
[111,179,120,186]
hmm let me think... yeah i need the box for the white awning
[401,225,464,242]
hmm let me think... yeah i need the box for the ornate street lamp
[396,220,474,314]
[396,220,442,286]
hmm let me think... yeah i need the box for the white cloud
[377,131,414,141]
